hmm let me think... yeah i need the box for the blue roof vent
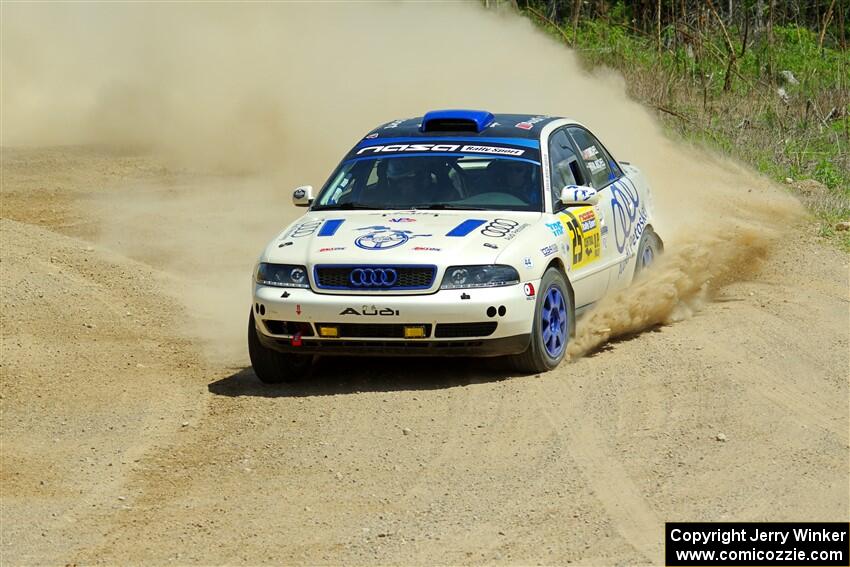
[420,109,495,133]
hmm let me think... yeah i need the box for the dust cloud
[1,2,803,364]
[568,225,770,357]
[569,159,802,358]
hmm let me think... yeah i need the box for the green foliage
[769,25,849,94]
[519,3,848,249]
[815,159,845,192]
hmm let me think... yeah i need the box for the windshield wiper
[413,204,486,211]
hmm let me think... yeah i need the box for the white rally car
[249,110,662,382]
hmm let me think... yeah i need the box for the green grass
[523,5,850,250]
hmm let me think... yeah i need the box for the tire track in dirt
[530,374,664,564]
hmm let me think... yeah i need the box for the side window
[567,127,621,189]
[548,130,583,211]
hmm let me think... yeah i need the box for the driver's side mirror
[560,185,599,206]
[292,185,314,207]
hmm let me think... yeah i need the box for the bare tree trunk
[695,5,709,114]
[767,0,774,81]
[707,0,738,91]
[656,0,662,51]
[740,3,750,58]
[572,0,582,42]
[815,0,821,34]
[819,0,837,54]
[596,0,606,21]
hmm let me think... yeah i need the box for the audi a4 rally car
[249,110,662,382]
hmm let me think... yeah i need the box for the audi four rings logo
[350,268,398,287]
[481,219,519,237]
[288,219,322,238]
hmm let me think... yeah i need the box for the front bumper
[252,282,538,357]
[256,332,531,357]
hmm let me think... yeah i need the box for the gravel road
[2,147,847,565]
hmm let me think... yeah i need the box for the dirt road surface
[2,147,848,565]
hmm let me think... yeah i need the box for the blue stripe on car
[446,219,487,237]
[318,219,345,237]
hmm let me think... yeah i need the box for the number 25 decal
[560,208,601,269]
[561,211,584,266]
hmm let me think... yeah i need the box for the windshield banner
[345,137,541,164]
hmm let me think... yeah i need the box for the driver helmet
[386,158,423,183]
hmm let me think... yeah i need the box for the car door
[565,126,633,292]
[546,128,608,307]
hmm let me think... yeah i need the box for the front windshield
[313,154,542,212]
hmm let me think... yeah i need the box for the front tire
[510,267,574,373]
[248,311,313,384]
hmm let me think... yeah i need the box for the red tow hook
[291,331,303,347]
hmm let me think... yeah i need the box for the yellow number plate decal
[559,207,601,269]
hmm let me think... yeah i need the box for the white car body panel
[251,113,660,356]
[263,210,542,295]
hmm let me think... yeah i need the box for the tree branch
[526,5,573,45]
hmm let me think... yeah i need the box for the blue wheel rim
[641,245,654,268]
[541,285,568,358]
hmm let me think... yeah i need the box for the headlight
[439,265,520,289]
[256,263,310,288]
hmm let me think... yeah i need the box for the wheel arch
[544,257,576,337]
[645,223,665,252]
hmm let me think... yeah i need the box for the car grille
[434,322,498,338]
[314,265,437,290]
[316,323,433,339]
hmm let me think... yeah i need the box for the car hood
[263,210,542,267]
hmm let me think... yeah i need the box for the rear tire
[248,311,313,384]
[633,228,663,280]
[510,267,573,374]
